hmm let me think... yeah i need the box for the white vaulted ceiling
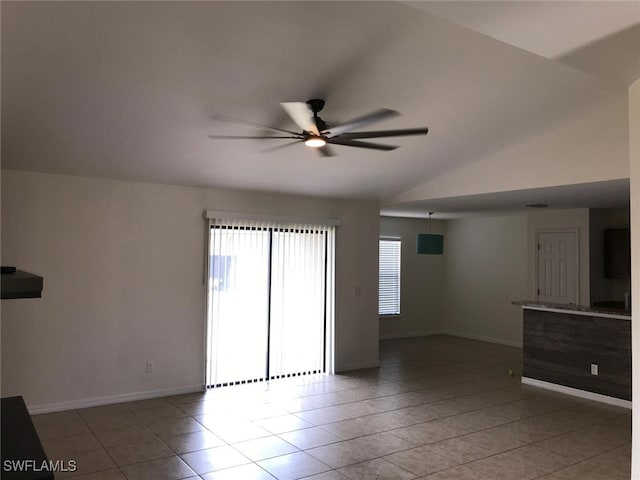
[404,1,639,61]
[2,1,638,216]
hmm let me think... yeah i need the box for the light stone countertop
[512,300,631,319]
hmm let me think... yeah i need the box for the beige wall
[442,215,528,347]
[628,78,640,478]
[379,216,445,338]
[0,170,380,410]
[381,210,592,346]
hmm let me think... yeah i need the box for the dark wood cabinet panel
[523,309,631,400]
[604,228,630,278]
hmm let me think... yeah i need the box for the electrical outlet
[146,361,155,374]
[591,363,598,376]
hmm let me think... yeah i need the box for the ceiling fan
[208,99,428,157]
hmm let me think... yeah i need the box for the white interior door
[537,231,578,304]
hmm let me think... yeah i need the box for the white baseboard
[379,330,442,340]
[521,377,632,409]
[335,360,380,373]
[440,330,522,348]
[27,384,204,415]
[379,329,522,348]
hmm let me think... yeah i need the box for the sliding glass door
[269,228,326,378]
[206,219,333,388]
[207,226,270,386]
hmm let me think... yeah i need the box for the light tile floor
[32,335,631,479]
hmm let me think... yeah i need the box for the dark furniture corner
[1,396,54,479]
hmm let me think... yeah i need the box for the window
[379,238,401,315]
[206,218,336,388]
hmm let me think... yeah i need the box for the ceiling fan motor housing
[314,118,327,133]
[306,99,325,114]
[307,99,327,133]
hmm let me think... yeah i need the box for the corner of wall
[627,77,640,478]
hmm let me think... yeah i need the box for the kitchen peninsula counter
[514,300,631,405]
[512,300,630,319]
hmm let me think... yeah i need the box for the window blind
[205,216,336,389]
[379,239,401,315]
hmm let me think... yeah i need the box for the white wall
[390,95,629,205]
[441,215,528,347]
[0,170,380,410]
[380,210,590,346]
[526,208,590,305]
[628,78,640,479]
[379,216,445,338]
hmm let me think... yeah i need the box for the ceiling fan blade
[280,102,320,136]
[211,114,300,136]
[317,145,337,157]
[338,127,428,139]
[208,135,301,140]
[324,108,400,137]
[260,140,305,153]
[329,138,398,151]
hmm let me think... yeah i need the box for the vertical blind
[270,227,327,379]
[206,221,271,387]
[205,217,335,388]
[379,238,401,315]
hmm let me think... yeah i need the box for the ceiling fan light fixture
[210,99,428,156]
[305,136,326,148]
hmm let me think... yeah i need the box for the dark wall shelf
[1,270,44,299]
